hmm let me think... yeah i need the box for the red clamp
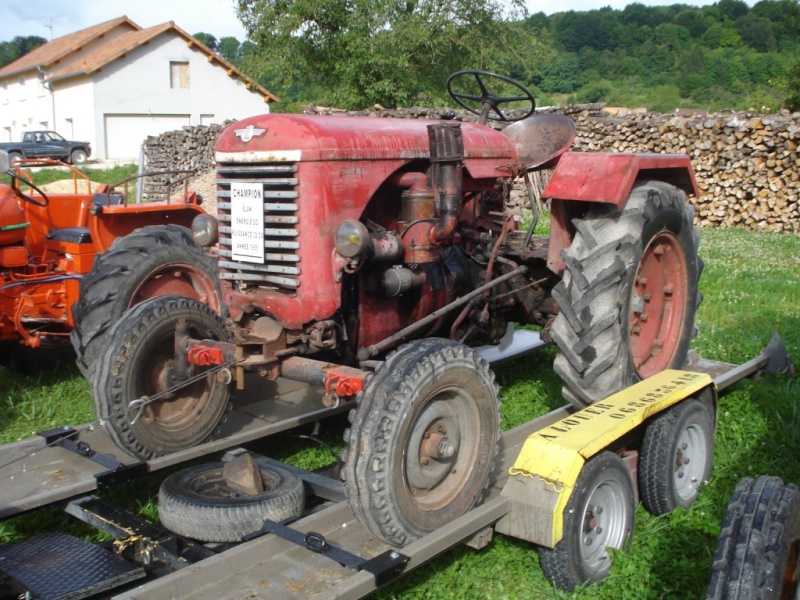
[324,369,365,399]
[187,344,225,366]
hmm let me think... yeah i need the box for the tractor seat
[91,192,125,206]
[47,227,91,244]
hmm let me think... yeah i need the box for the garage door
[104,114,191,160]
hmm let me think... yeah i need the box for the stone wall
[143,107,799,233]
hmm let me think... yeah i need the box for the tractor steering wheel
[8,174,49,207]
[447,70,536,125]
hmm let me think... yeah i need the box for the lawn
[0,221,798,599]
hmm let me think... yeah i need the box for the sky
[1,0,754,43]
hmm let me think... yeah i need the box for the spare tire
[159,459,306,543]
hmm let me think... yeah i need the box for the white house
[0,17,277,161]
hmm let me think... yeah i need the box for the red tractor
[0,155,222,373]
[91,71,702,550]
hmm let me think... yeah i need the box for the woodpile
[142,122,230,201]
[143,108,798,233]
[567,111,799,233]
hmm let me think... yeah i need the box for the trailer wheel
[71,225,223,378]
[639,398,713,515]
[539,451,635,591]
[706,476,800,600]
[91,295,230,460]
[551,180,701,408]
[343,339,501,547]
[158,460,305,543]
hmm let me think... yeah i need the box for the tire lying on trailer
[91,295,231,460]
[71,225,224,379]
[706,475,800,600]
[159,460,305,543]
[551,180,702,409]
[343,338,501,547]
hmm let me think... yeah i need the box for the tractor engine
[204,114,551,376]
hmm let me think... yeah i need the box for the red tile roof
[0,16,277,102]
[0,17,140,78]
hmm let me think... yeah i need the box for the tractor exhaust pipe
[428,123,464,244]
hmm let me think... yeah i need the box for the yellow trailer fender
[495,369,715,547]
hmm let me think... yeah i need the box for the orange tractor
[0,153,222,373]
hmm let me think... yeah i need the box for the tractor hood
[216,114,519,178]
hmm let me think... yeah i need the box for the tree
[218,37,242,62]
[193,32,218,52]
[0,35,47,68]
[783,54,800,110]
[236,0,547,109]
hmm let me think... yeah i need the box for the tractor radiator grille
[216,163,300,291]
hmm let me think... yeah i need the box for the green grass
[0,225,798,597]
[2,164,138,188]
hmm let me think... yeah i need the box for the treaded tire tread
[71,225,222,378]
[551,181,702,408]
[91,295,230,460]
[158,460,305,543]
[706,475,800,600]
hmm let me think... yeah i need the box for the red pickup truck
[0,130,91,164]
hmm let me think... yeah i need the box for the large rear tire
[706,476,800,599]
[343,339,501,547]
[71,225,223,379]
[91,295,230,460]
[551,180,702,408]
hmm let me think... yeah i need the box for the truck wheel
[8,151,22,166]
[70,148,88,164]
[539,451,635,591]
[159,460,305,543]
[343,339,501,547]
[639,398,713,515]
[551,180,701,408]
[91,295,230,460]
[71,225,223,378]
[706,476,800,600]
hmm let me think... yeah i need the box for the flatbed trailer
[0,334,792,600]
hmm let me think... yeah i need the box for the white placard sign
[231,182,265,263]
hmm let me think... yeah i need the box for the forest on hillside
[2,0,799,113]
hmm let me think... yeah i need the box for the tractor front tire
[551,180,702,408]
[71,225,222,378]
[343,339,501,547]
[707,476,800,599]
[91,295,230,460]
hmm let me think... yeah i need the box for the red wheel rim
[629,231,689,378]
[129,263,221,314]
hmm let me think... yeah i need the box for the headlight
[192,214,218,247]
[334,220,369,259]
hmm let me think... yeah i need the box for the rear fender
[88,200,204,252]
[544,152,700,275]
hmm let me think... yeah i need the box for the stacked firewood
[142,123,229,200]
[566,111,799,233]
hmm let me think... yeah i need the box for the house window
[170,61,190,89]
